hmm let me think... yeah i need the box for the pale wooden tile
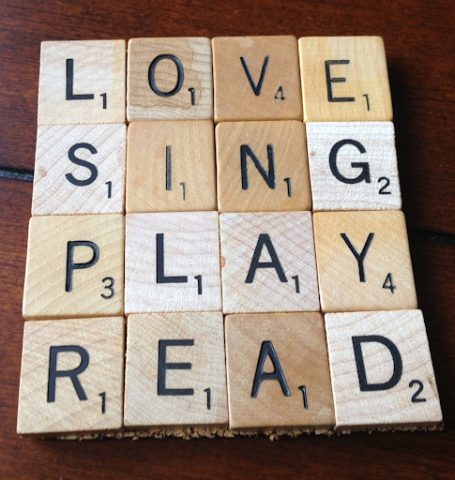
[17,317,124,435]
[23,215,124,319]
[219,212,320,314]
[299,37,392,122]
[38,40,126,125]
[225,312,334,430]
[313,211,418,313]
[124,312,228,428]
[307,122,401,211]
[127,38,213,121]
[125,212,221,314]
[126,120,216,213]
[325,310,443,431]
[216,121,311,213]
[32,124,126,215]
[213,36,302,122]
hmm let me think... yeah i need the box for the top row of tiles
[38,36,393,125]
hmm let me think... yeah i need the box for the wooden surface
[1,0,454,478]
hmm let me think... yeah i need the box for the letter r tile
[17,317,124,435]
[325,310,443,431]
[219,212,320,314]
[124,312,228,429]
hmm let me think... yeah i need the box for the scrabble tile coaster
[125,212,222,314]
[127,37,213,121]
[17,317,124,435]
[38,40,126,125]
[216,121,312,212]
[32,124,126,215]
[325,310,443,431]
[126,120,216,213]
[212,36,302,122]
[23,215,124,319]
[299,36,392,122]
[307,122,401,211]
[124,312,228,428]
[313,211,417,312]
[225,312,334,430]
[220,212,320,314]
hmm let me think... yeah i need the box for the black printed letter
[66,143,98,187]
[340,233,374,282]
[240,56,269,96]
[156,233,188,284]
[66,241,100,292]
[66,59,95,101]
[241,144,276,190]
[148,54,184,97]
[246,234,287,283]
[158,340,194,396]
[329,139,370,185]
[325,60,355,103]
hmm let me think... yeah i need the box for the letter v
[240,56,270,96]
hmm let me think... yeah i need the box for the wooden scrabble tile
[124,312,228,428]
[325,310,443,431]
[212,36,302,123]
[313,211,417,312]
[219,212,320,314]
[127,38,213,121]
[216,121,311,212]
[17,317,124,435]
[23,215,124,319]
[126,120,216,213]
[299,37,393,122]
[32,124,126,215]
[225,312,334,430]
[38,40,126,125]
[307,122,401,211]
[125,212,221,314]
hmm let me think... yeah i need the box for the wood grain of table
[1,0,454,478]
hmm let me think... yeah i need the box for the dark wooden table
[1,0,454,478]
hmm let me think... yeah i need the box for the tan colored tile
[126,121,216,213]
[219,212,320,314]
[325,310,443,431]
[38,40,125,125]
[32,124,126,215]
[213,36,302,122]
[299,37,392,122]
[127,38,213,121]
[216,121,311,212]
[23,215,124,319]
[124,312,228,428]
[17,317,124,435]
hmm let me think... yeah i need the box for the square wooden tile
[125,212,222,314]
[38,40,126,125]
[127,38,213,121]
[212,36,302,122]
[313,211,418,312]
[216,121,311,212]
[299,37,392,122]
[325,310,443,431]
[225,312,334,430]
[219,212,320,314]
[126,120,216,213]
[307,122,401,211]
[23,215,124,319]
[124,312,228,428]
[17,317,124,435]
[32,124,126,215]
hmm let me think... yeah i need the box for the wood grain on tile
[23,215,124,319]
[216,121,311,212]
[17,316,124,435]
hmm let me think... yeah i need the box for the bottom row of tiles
[17,310,443,436]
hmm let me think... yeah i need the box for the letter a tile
[38,40,126,125]
[17,317,124,435]
[219,212,320,314]
[299,37,392,122]
[124,312,228,429]
[213,36,302,122]
[313,211,417,312]
[125,212,222,314]
[325,310,443,431]
[225,313,334,430]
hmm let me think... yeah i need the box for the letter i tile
[325,310,443,431]
[17,317,124,435]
